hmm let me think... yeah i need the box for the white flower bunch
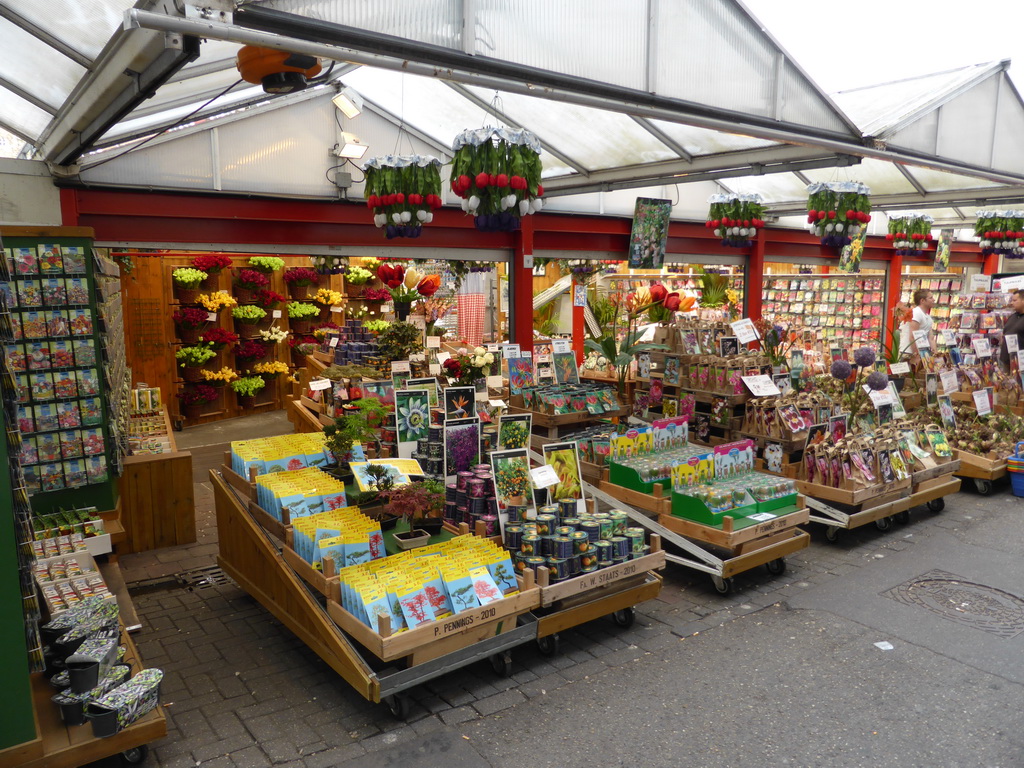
[470,346,495,368]
[259,326,289,343]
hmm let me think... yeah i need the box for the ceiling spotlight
[332,86,363,118]
[337,132,368,159]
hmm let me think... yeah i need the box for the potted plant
[311,287,344,320]
[172,306,211,344]
[344,265,374,297]
[200,326,239,351]
[283,266,321,300]
[376,264,440,320]
[233,268,270,304]
[383,479,446,536]
[200,366,237,387]
[287,301,320,334]
[232,305,267,338]
[231,375,266,409]
[321,397,390,480]
[251,360,289,380]
[258,326,289,345]
[172,267,208,305]
[234,338,270,365]
[376,320,425,362]
[247,256,285,274]
[806,181,872,249]
[176,383,219,419]
[254,289,288,314]
[176,344,217,382]
[363,155,443,239]
[196,290,237,314]
[191,254,233,290]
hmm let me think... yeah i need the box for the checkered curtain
[457,271,486,347]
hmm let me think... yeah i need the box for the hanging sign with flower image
[806,182,871,248]
[705,193,765,248]
[886,213,934,256]
[973,210,1024,258]
[363,155,443,239]
[449,127,544,232]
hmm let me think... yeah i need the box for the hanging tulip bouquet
[363,155,444,239]
[706,193,766,248]
[449,127,544,232]
[806,181,871,248]
[973,210,1024,258]
[886,213,934,255]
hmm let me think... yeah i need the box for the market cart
[953,450,1006,495]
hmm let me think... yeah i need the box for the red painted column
[982,251,1000,275]
[885,250,904,353]
[747,230,765,320]
[59,189,80,226]
[571,279,585,364]
[512,216,535,353]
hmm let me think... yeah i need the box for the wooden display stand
[954,449,1007,494]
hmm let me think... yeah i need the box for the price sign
[740,375,780,397]
[486,343,499,352]
[530,465,560,489]
[309,378,332,392]
[973,389,992,416]
[391,360,411,374]
[869,388,894,407]
[500,343,520,359]
[489,399,507,409]
[521,350,533,359]
[206,312,218,321]
[330,306,343,314]
[552,339,571,354]
[970,274,993,293]
[1016,349,1024,371]
[730,318,760,345]
[940,369,959,395]
[272,310,282,319]
[913,329,931,349]
[1007,335,1019,355]
[329,338,339,348]
[889,362,911,375]
[429,364,441,375]
[941,329,957,347]
[972,337,992,358]
[436,352,451,364]
[486,375,504,388]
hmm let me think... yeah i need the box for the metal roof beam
[0,74,56,115]
[443,82,590,175]
[167,56,238,83]
[360,100,453,160]
[0,4,92,68]
[0,117,36,145]
[629,116,692,162]
[895,164,927,195]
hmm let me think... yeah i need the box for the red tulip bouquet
[806,182,871,248]
[363,155,443,239]
[706,193,765,248]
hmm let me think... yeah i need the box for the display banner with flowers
[629,197,672,268]
[705,194,765,248]
[973,210,1024,258]
[806,182,871,248]
[363,155,443,239]
[449,127,544,232]
[886,213,934,256]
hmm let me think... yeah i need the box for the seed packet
[50,340,74,368]
[65,277,89,305]
[42,278,67,306]
[22,465,40,494]
[64,460,88,488]
[0,280,13,309]
[57,401,82,429]
[17,405,34,433]
[30,372,54,401]
[12,247,38,275]
[47,310,70,337]
[37,244,63,274]
[69,308,93,336]
[16,279,42,308]
[21,311,48,339]
[37,433,62,462]
[27,341,51,371]
[86,456,108,484]
[40,462,65,492]
[6,343,26,372]
[80,398,103,426]
[59,430,83,459]
[76,369,99,396]
[61,246,87,274]
[73,339,96,367]
[82,428,105,456]
[19,436,38,465]
[11,312,21,340]
[53,370,77,399]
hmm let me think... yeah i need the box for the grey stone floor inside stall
[90,413,1024,767]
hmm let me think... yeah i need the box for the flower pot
[181,402,203,420]
[199,274,219,292]
[288,284,313,301]
[394,301,412,321]
[259,373,280,382]
[290,319,312,335]
[175,286,201,305]
[233,286,256,304]
[316,303,332,321]
[236,323,261,339]
[237,393,257,409]
[393,529,430,550]
[176,325,202,344]
[181,366,205,383]
[412,518,444,536]
[291,348,310,366]
[345,282,365,298]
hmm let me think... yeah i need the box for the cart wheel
[172,419,183,433]
[974,479,993,495]
[385,694,410,720]
[765,558,786,575]
[489,651,513,678]
[120,745,149,766]
[875,516,893,532]
[537,633,560,656]
[825,526,841,544]
[711,575,733,595]
[927,498,946,512]
[894,510,911,524]
[611,607,636,628]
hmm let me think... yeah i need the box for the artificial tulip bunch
[706,193,766,248]
[886,214,934,255]
[806,182,871,248]
[376,263,441,304]
[363,155,443,239]
[973,210,1024,257]
[449,127,544,232]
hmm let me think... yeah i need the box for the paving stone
[557,657,608,681]
[229,745,272,768]
[439,706,477,725]
[192,735,259,763]
[302,743,367,768]
[260,737,303,764]
[472,688,526,716]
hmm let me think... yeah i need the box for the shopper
[999,289,1024,371]
[899,289,935,362]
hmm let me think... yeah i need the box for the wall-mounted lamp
[337,132,368,159]
[332,85,363,118]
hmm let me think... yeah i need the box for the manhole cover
[883,569,1024,638]
[176,565,234,590]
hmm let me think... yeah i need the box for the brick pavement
[110,482,1009,767]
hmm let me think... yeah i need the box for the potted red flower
[200,326,239,351]
[233,268,270,304]
[283,267,321,300]
[177,383,219,420]
[234,339,270,364]
[172,306,211,344]
[191,254,233,290]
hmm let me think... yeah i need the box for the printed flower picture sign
[444,386,476,419]
[498,414,531,449]
[507,357,535,395]
[444,417,481,479]
[395,389,430,459]
[541,441,585,510]
[490,448,536,519]
[552,351,580,384]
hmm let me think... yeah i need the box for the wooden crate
[657,506,809,551]
[598,479,672,516]
[535,545,666,608]
[795,478,911,507]
[954,449,1007,480]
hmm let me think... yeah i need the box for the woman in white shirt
[899,289,935,361]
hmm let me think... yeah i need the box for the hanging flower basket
[806,182,871,248]
[974,210,1024,258]
[449,127,544,232]
[363,155,443,239]
[705,194,765,248]
[886,213,934,256]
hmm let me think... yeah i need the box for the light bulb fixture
[332,85,363,118]
[337,132,368,159]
